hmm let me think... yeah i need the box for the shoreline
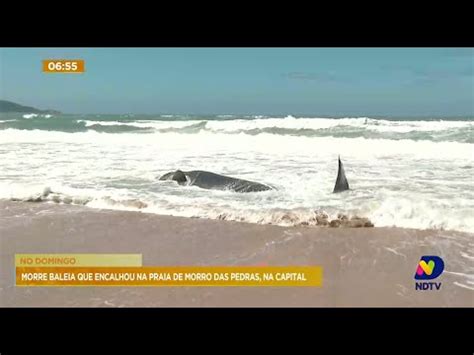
[1,200,472,307]
[4,196,470,234]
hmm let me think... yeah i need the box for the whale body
[159,157,350,194]
[159,170,273,193]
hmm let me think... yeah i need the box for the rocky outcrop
[0,100,61,114]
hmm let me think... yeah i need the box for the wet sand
[0,200,472,307]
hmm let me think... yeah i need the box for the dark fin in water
[333,156,349,193]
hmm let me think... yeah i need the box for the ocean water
[0,113,473,232]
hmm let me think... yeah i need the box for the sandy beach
[0,200,472,307]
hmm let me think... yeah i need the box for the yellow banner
[15,254,142,267]
[16,266,322,287]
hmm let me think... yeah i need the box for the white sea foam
[77,119,204,129]
[21,113,54,119]
[0,128,471,160]
[0,121,472,232]
[204,116,473,133]
[22,113,38,119]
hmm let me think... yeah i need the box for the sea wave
[1,115,472,233]
[2,184,472,232]
[1,115,470,142]
[0,128,471,160]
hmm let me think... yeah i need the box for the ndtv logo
[414,256,444,291]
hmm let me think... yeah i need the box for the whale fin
[333,156,349,193]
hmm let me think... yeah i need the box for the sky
[0,48,472,116]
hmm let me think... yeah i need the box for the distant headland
[0,100,61,114]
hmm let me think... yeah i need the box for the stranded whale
[159,170,273,192]
[159,157,350,193]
